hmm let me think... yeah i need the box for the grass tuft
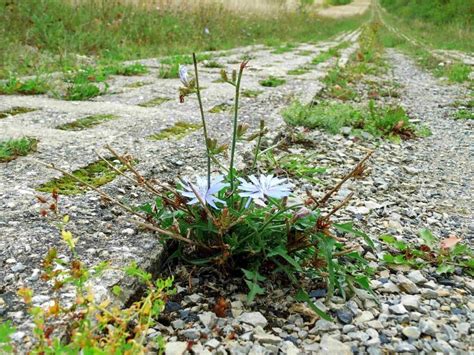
[259,76,286,87]
[0,77,48,95]
[148,121,202,141]
[0,137,38,163]
[0,107,37,119]
[138,97,172,108]
[57,114,118,131]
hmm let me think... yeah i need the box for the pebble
[402,326,421,339]
[165,341,188,355]
[389,304,408,315]
[397,275,419,294]
[238,312,268,328]
[400,294,420,311]
[320,335,352,355]
[11,263,26,273]
[407,270,427,284]
[355,311,374,323]
[395,342,417,353]
[198,311,217,329]
[419,319,437,336]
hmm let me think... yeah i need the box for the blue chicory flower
[180,175,228,209]
[238,175,292,207]
[179,65,189,86]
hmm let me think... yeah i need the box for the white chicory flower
[238,175,292,207]
[180,175,228,209]
[179,65,189,86]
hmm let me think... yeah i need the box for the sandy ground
[316,0,371,18]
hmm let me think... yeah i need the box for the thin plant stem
[252,120,265,170]
[193,53,211,189]
[229,62,246,191]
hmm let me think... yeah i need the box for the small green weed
[296,50,314,56]
[0,76,48,95]
[442,63,471,83]
[209,103,233,113]
[0,137,38,163]
[109,63,148,76]
[271,43,297,54]
[454,109,474,120]
[287,67,311,75]
[380,229,473,275]
[57,114,118,131]
[37,159,127,195]
[125,81,152,88]
[158,64,179,79]
[242,89,263,98]
[0,106,36,119]
[139,97,172,107]
[322,67,357,100]
[259,76,286,87]
[148,121,202,141]
[204,60,225,68]
[311,47,339,65]
[64,83,103,101]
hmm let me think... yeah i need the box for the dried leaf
[440,236,461,250]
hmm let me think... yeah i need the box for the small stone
[253,332,282,345]
[395,342,417,353]
[121,228,135,236]
[199,311,217,329]
[336,309,353,324]
[342,324,356,334]
[11,263,26,273]
[407,270,427,284]
[402,326,421,339]
[436,289,450,297]
[181,328,200,340]
[366,320,383,330]
[421,289,438,299]
[389,304,407,315]
[205,339,220,349]
[380,281,400,293]
[165,301,181,312]
[355,311,374,323]
[185,294,202,303]
[171,319,185,330]
[320,335,352,355]
[400,295,420,311]
[432,340,453,353]
[419,319,437,336]
[10,331,26,342]
[398,275,419,294]
[280,341,300,355]
[313,319,338,332]
[457,322,470,335]
[238,312,268,328]
[165,341,188,355]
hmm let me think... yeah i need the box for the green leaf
[295,288,332,321]
[242,268,266,282]
[334,222,374,249]
[112,285,122,296]
[244,280,266,303]
[382,253,394,263]
[0,321,15,350]
[379,234,396,244]
[355,275,371,290]
[268,245,302,272]
[419,228,437,248]
[436,264,455,274]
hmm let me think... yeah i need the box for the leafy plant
[11,214,174,353]
[380,229,473,275]
[259,76,286,87]
[0,137,38,163]
[455,109,474,120]
[56,114,118,131]
[0,76,49,95]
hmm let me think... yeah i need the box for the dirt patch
[317,0,371,18]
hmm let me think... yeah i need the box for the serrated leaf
[419,228,437,248]
[0,321,16,344]
[295,288,332,321]
[245,280,265,303]
[334,222,374,249]
[436,264,455,274]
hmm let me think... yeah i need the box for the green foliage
[327,0,352,5]
[287,67,311,75]
[283,100,423,140]
[259,76,286,87]
[322,67,357,100]
[0,0,367,78]
[0,321,16,353]
[139,97,172,108]
[272,43,297,54]
[209,103,234,113]
[0,106,36,119]
[440,63,471,83]
[241,89,263,98]
[56,114,118,131]
[0,137,38,163]
[11,223,174,353]
[148,121,202,141]
[37,159,128,195]
[380,229,473,276]
[455,109,474,120]
[0,76,48,95]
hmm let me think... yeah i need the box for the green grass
[56,114,118,131]
[0,1,368,79]
[37,159,126,195]
[271,43,297,54]
[0,76,48,95]
[455,109,474,120]
[441,63,471,83]
[138,97,172,108]
[380,0,473,52]
[148,121,202,141]
[204,60,225,69]
[209,103,233,113]
[259,76,286,87]
[0,107,37,119]
[287,67,311,75]
[283,100,425,140]
[0,137,38,162]
[242,89,263,98]
[321,67,357,100]
[64,83,103,101]
[327,0,352,5]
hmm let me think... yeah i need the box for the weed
[441,63,471,83]
[37,159,128,195]
[64,83,102,101]
[204,60,225,69]
[322,67,357,100]
[259,76,286,87]
[125,81,152,88]
[455,109,474,120]
[158,64,179,79]
[283,100,421,139]
[242,89,263,98]
[272,43,297,54]
[0,76,48,95]
[287,67,311,75]
[296,50,314,56]
[139,97,172,108]
[56,114,118,131]
[0,107,36,119]
[209,103,233,113]
[0,137,38,163]
[380,229,473,276]
[109,63,148,76]
[148,121,202,141]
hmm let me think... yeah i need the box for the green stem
[252,120,265,170]
[193,53,211,189]
[229,65,245,191]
